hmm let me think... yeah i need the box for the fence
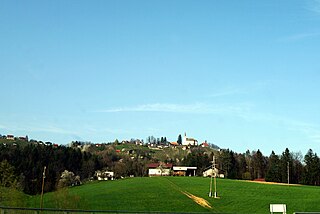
[0,206,215,214]
[2,206,320,214]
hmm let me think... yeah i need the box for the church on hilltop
[182,132,198,146]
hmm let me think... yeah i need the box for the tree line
[0,140,319,196]
[0,142,153,195]
[216,148,320,185]
[0,143,99,195]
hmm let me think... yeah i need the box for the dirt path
[162,177,213,209]
[247,180,301,186]
[182,191,212,209]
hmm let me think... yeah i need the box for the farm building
[173,166,197,176]
[147,163,173,176]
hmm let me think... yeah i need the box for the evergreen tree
[160,137,164,144]
[244,150,253,180]
[177,134,182,145]
[252,150,266,179]
[218,149,237,179]
[228,150,238,179]
[280,148,292,183]
[291,152,304,184]
[236,153,247,179]
[303,149,320,185]
[265,151,281,182]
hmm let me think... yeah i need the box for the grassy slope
[29,177,209,212]
[28,177,320,213]
[170,177,320,213]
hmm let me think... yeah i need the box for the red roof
[147,163,173,168]
[202,142,209,147]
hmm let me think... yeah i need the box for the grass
[180,177,320,213]
[22,177,320,213]
[0,187,30,207]
[28,177,209,213]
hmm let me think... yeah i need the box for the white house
[147,163,173,176]
[203,168,225,178]
[182,132,198,146]
[95,170,114,180]
[6,135,14,140]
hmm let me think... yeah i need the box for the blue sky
[1,0,320,155]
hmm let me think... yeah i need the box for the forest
[0,137,319,196]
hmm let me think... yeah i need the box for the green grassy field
[25,177,320,213]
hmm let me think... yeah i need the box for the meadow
[25,177,320,213]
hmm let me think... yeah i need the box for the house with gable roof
[147,163,173,176]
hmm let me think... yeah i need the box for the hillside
[0,187,30,207]
[0,138,29,147]
[27,177,320,213]
[1,136,320,198]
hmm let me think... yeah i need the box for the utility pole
[40,166,46,210]
[287,162,290,185]
[213,156,218,198]
[209,155,218,198]
[209,157,213,197]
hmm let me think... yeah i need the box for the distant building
[45,142,52,146]
[173,166,197,176]
[182,132,198,146]
[121,139,143,146]
[147,163,173,176]
[203,168,225,178]
[95,170,114,180]
[6,135,14,140]
[19,135,29,142]
[201,141,209,147]
[170,142,179,148]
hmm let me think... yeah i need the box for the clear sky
[1,0,320,155]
